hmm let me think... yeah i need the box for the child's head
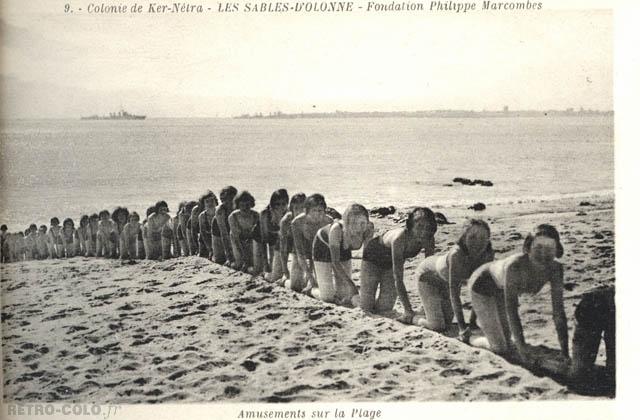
[63,218,74,229]
[304,194,327,222]
[39,225,47,234]
[112,207,130,224]
[289,193,307,214]
[99,210,110,220]
[89,213,99,224]
[154,201,169,214]
[233,191,256,211]
[184,201,197,216]
[129,212,140,223]
[146,205,157,218]
[1,224,7,232]
[79,215,89,228]
[201,190,219,210]
[457,219,492,258]
[523,224,563,263]
[342,203,369,236]
[29,224,37,233]
[406,207,437,237]
[220,186,238,204]
[50,217,60,226]
[269,189,289,210]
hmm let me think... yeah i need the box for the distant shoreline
[234,109,614,120]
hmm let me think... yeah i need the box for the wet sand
[1,196,614,402]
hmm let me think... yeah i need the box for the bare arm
[227,212,245,266]
[279,214,291,277]
[328,224,355,288]
[504,263,527,358]
[291,216,312,278]
[259,211,270,270]
[216,206,233,261]
[423,233,436,258]
[448,251,468,335]
[198,212,213,253]
[390,231,412,320]
[550,264,569,358]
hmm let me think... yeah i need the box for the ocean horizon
[0,115,613,228]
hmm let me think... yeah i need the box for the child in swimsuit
[141,205,156,259]
[121,212,141,261]
[190,196,205,257]
[60,218,77,258]
[256,189,289,279]
[24,224,38,260]
[180,201,197,256]
[277,193,306,290]
[228,191,261,273]
[76,215,89,256]
[413,219,494,341]
[96,210,117,258]
[112,207,130,258]
[35,225,49,260]
[468,224,568,366]
[86,214,100,257]
[147,201,171,261]
[198,191,219,260]
[290,194,334,295]
[311,203,374,305]
[213,186,238,265]
[0,225,7,263]
[357,207,437,323]
[172,202,185,257]
[47,217,63,259]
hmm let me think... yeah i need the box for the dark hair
[200,190,218,208]
[234,191,256,209]
[1,224,7,231]
[23,229,28,236]
[523,224,564,258]
[457,219,492,255]
[79,215,89,228]
[98,210,110,218]
[304,194,327,212]
[289,193,307,211]
[29,224,37,232]
[146,206,157,218]
[51,217,60,225]
[406,207,437,234]
[129,212,140,221]
[183,200,197,216]
[89,213,99,221]
[269,188,289,209]
[155,201,169,212]
[39,225,47,233]
[220,186,238,202]
[63,218,74,228]
[178,201,186,213]
[112,207,130,223]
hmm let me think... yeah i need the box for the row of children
[0,187,614,389]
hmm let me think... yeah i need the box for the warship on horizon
[81,109,146,120]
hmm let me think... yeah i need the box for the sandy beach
[1,196,614,402]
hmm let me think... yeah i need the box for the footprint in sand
[241,360,259,371]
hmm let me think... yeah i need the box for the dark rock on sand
[370,206,396,218]
[453,178,493,187]
[579,201,595,206]
[434,212,454,225]
[468,203,486,211]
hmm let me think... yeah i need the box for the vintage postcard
[0,0,633,419]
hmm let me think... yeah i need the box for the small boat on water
[81,109,146,120]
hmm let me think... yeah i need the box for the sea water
[0,116,613,228]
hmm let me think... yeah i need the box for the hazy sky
[1,1,612,118]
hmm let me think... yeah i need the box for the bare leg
[417,275,449,332]
[358,261,381,312]
[375,268,398,313]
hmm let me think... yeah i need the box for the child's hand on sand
[458,327,472,344]
[397,310,415,324]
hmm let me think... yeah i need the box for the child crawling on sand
[96,210,117,258]
[147,201,171,260]
[36,225,49,260]
[121,212,141,262]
